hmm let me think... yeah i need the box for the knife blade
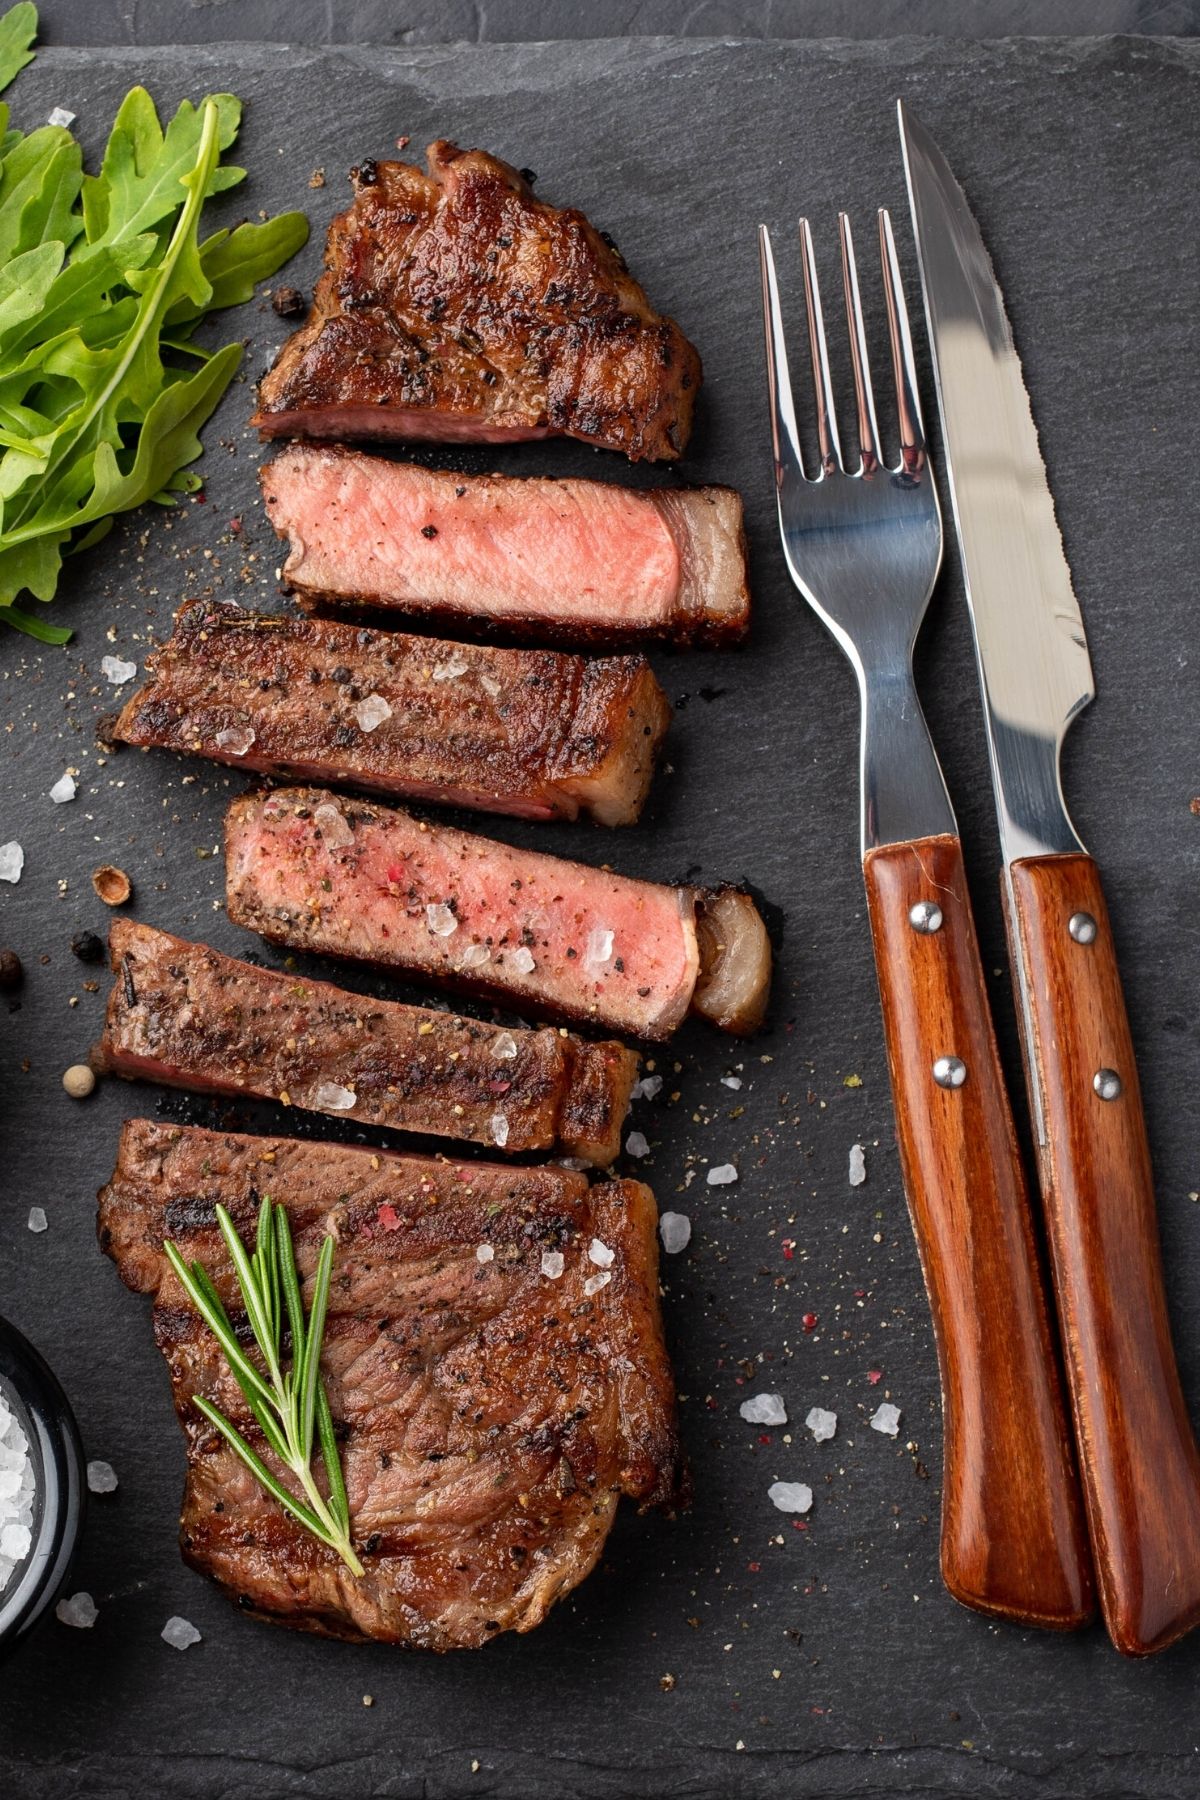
[900,99,1200,1657]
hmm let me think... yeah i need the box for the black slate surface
[0,32,1198,1800]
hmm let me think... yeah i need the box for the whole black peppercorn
[271,286,307,320]
[71,930,105,963]
[0,948,22,990]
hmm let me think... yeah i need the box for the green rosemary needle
[163,1197,363,1577]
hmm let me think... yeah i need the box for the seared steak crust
[98,1120,682,1648]
[262,446,750,648]
[253,142,701,462]
[112,599,670,828]
[97,920,637,1164]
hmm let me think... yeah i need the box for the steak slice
[112,599,670,829]
[225,787,772,1041]
[252,142,701,462]
[96,920,638,1165]
[98,1120,682,1648]
[262,447,750,648]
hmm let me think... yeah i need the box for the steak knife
[900,101,1200,1656]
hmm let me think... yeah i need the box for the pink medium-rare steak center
[226,789,701,1040]
[276,453,679,629]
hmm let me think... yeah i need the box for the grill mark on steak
[261,446,750,648]
[111,599,670,829]
[225,786,771,1041]
[98,1120,682,1648]
[96,920,638,1165]
[252,142,701,463]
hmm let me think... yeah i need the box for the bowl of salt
[0,1315,85,1652]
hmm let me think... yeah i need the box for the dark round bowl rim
[0,1315,86,1651]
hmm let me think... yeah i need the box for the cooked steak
[252,142,701,462]
[262,447,750,648]
[97,920,638,1164]
[112,599,670,828]
[225,787,772,1041]
[98,1120,682,1648]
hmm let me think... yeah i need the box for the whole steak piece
[98,1120,683,1648]
[253,142,702,462]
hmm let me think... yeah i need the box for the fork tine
[838,213,882,476]
[798,218,843,476]
[757,224,808,484]
[878,208,926,477]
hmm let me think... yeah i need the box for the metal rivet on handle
[909,900,943,934]
[932,1055,967,1090]
[1094,1068,1122,1101]
[1069,911,1098,945]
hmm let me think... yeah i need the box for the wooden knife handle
[864,833,1093,1629]
[1006,852,1200,1655]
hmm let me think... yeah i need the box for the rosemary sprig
[163,1199,363,1577]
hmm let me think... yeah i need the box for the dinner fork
[758,212,1093,1629]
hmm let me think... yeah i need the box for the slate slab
[0,33,1197,1800]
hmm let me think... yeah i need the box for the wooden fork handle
[1005,852,1200,1655]
[864,833,1093,1629]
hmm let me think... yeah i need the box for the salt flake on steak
[354,693,392,732]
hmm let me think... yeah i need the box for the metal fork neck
[857,662,957,855]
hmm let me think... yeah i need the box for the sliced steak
[96,920,637,1165]
[225,787,772,1041]
[98,1120,682,1648]
[252,142,700,462]
[112,599,670,828]
[262,447,750,648]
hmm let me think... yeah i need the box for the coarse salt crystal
[806,1407,838,1443]
[314,802,354,848]
[489,1113,509,1148]
[540,1250,564,1280]
[215,723,256,757]
[354,693,392,732]
[161,1615,202,1650]
[720,1075,743,1090]
[50,772,77,804]
[87,1460,118,1494]
[588,1238,615,1268]
[768,1481,813,1515]
[47,107,76,127]
[425,902,459,937]
[460,942,490,968]
[631,1074,663,1101]
[584,926,614,968]
[849,1144,867,1187]
[0,1522,30,1559]
[479,673,502,698]
[491,1032,518,1061]
[27,1208,47,1234]
[583,1270,611,1297]
[314,1082,356,1112]
[0,843,24,884]
[870,1402,902,1436]
[510,946,536,975]
[100,655,136,685]
[707,1163,738,1186]
[740,1393,787,1427]
[475,1244,494,1264]
[56,1591,98,1629]
[658,1211,691,1254]
[624,1131,650,1159]
[432,656,470,682]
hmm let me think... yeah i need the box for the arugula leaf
[0,6,309,638]
[0,2,35,95]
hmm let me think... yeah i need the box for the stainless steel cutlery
[758,209,1091,1631]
